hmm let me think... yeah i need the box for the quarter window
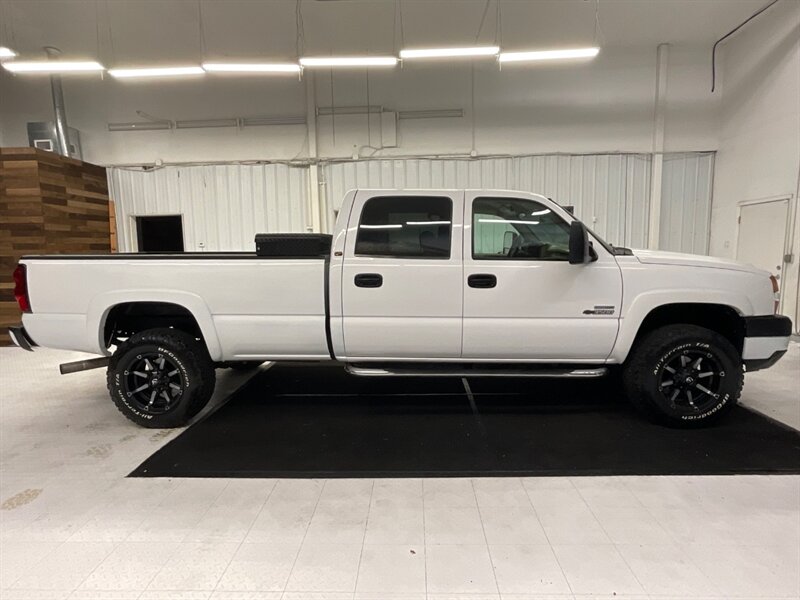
[355,196,452,258]
[473,197,570,260]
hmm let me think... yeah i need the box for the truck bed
[20,253,330,361]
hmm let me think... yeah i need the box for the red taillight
[770,274,780,314]
[13,264,31,313]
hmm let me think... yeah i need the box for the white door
[341,191,464,359]
[462,192,622,361]
[736,198,789,281]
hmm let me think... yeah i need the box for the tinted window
[473,197,570,260]
[355,196,452,258]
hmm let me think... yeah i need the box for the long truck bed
[19,253,331,361]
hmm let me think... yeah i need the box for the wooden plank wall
[0,147,111,345]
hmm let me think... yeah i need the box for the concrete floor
[0,343,798,599]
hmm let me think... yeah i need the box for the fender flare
[87,290,223,361]
[610,289,751,363]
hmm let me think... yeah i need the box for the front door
[462,192,622,361]
[341,191,464,359]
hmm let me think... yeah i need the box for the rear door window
[355,196,453,258]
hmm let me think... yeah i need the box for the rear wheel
[622,324,743,427]
[107,328,216,428]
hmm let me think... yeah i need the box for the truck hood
[632,249,769,275]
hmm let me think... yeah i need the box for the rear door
[340,191,464,359]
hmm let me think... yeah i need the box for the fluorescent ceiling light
[203,62,300,73]
[499,47,599,63]
[299,56,398,68]
[360,224,403,229]
[479,218,540,225]
[0,46,17,59]
[3,60,104,73]
[109,66,204,78]
[400,46,499,59]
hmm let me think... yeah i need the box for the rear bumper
[8,325,37,352]
[742,315,792,372]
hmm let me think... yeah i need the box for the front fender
[610,289,751,363]
[87,290,223,361]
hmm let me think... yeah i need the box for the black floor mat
[131,363,800,478]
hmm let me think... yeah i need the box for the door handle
[354,273,383,288]
[468,274,497,289]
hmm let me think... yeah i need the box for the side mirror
[569,221,590,264]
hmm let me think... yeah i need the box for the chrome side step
[345,364,608,378]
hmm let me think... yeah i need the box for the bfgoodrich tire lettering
[107,328,216,428]
[622,324,743,427]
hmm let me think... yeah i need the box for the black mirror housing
[569,221,591,264]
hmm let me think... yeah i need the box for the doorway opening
[136,215,184,253]
[736,197,789,277]
[736,196,791,314]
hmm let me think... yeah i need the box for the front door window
[472,197,570,261]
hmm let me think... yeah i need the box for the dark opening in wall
[136,216,184,252]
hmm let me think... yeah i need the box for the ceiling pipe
[44,46,71,156]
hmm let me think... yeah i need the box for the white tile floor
[0,343,798,600]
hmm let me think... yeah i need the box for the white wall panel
[324,154,656,248]
[324,153,710,251]
[109,164,309,252]
[660,152,715,254]
[109,153,711,255]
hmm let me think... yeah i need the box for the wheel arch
[89,292,222,361]
[613,300,746,363]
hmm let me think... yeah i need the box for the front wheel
[107,328,216,428]
[622,324,743,427]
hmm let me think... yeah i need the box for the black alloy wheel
[657,349,725,416]
[123,352,185,415]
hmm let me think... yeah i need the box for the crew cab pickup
[9,189,792,428]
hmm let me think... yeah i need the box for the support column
[648,43,669,249]
[305,73,325,232]
[45,46,71,157]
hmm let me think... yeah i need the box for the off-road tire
[622,324,743,427]
[107,328,216,428]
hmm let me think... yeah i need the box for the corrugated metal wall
[659,152,715,254]
[323,154,660,249]
[108,152,713,254]
[109,164,309,252]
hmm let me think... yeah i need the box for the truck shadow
[252,362,624,412]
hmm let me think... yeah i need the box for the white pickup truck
[10,189,792,428]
